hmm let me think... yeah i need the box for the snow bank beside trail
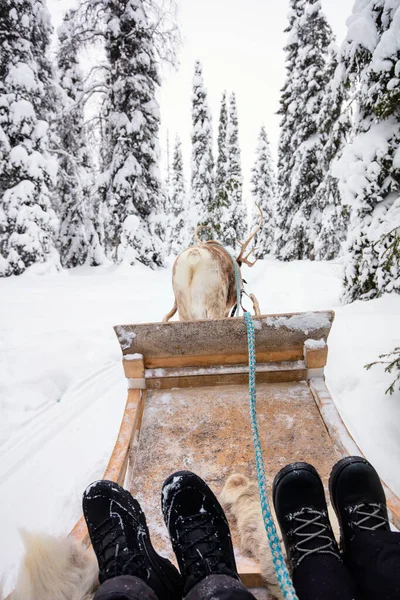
[0,258,399,592]
[326,293,400,495]
[0,262,176,593]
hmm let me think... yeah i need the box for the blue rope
[244,311,298,600]
[228,252,298,600]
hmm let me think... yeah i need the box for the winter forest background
[1,1,400,584]
[1,0,400,301]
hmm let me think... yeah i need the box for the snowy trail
[1,261,399,594]
[0,363,127,592]
[0,361,119,483]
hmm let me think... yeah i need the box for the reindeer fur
[9,532,99,600]
[169,243,237,321]
[163,207,263,322]
[220,474,283,600]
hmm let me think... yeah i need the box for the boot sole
[272,462,321,509]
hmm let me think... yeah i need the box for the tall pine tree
[276,0,335,261]
[102,0,165,267]
[0,0,59,276]
[169,135,187,255]
[57,9,104,268]
[214,91,229,225]
[336,0,400,301]
[313,44,351,260]
[219,92,246,248]
[250,126,276,258]
[190,61,214,230]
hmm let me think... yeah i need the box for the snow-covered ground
[1,258,399,592]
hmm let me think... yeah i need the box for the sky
[48,0,353,194]
[158,0,352,189]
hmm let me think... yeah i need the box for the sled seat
[69,311,400,590]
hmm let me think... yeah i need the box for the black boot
[329,457,400,600]
[273,462,360,600]
[161,471,239,595]
[329,456,390,553]
[273,462,340,572]
[83,480,183,600]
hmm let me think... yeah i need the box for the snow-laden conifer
[102,0,165,267]
[190,61,214,229]
[335,0,400,301]
[218,92,247,248]
[56,9,104,268]
[313,45,351,260]
[250,126,276,257]
[213,91,229,228]
[276,0,335,261]
[168,136,187,255]
[0,0,59,276]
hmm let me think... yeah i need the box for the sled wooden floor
[70,311,400,590]
[129,380,338,576]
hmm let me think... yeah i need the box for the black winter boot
[83,480,183,600]
[273,463,361,600]
[329,456,390,552]
[161,471,239,595]
[273,462,340,572]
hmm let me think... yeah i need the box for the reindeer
[163,208,263,322]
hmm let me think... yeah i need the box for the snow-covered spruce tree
[168,135,187,255]
[213,91,229,227]
[313,44,352,260]
[250,126,277,257]
[276,0,335,261]
[191,61,214,231]
[218,92,247,248]
[56,9,104,268]
[0,0,59,276]
[102,0,165,267]
[335,0,400,301]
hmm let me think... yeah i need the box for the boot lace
[177,513,223,576]
[93,516,148,580]
[350,502,389,531]
[289,508,339,567]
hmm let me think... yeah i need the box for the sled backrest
[114,311,335,388]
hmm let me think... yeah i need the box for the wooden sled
[70,310,400,589]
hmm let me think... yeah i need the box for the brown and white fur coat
[220,474,284,600]
[4,532,98,600]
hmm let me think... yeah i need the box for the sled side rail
[69,389,145,546]
[114,310,335,371]
[310,377,400,531]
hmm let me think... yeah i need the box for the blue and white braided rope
[227,250,298,599]
[244,311,298,600]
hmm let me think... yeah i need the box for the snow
[304,338,327,350]
[125,353,143,360]
[265,312,331,333]
[0,258,400,593]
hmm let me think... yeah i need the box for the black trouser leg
[292,555,361,600]
[186,575,257,600]
[94,575,159,600]
[345,530,400,600]
[94,574,256,600]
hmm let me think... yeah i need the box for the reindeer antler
[194,225,221,245]
[194,225,212,244]
[236,204,263,267]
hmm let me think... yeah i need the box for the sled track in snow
[0,362,120,483]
